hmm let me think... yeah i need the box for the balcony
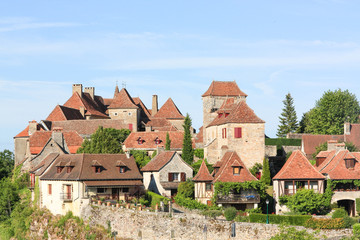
[60,193,73,202]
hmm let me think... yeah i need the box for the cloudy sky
[1,0,360,151]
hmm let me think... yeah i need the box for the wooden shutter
[181,172,186,182]
[235,127,242,138]
[48,184,52,195]
[128,124,133,131]
[168,173,173,182]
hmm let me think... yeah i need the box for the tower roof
[108,88,138,109]
[193,160,214,182]
[153,98,184,119]
[202,81,247,97]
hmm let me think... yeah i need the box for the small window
[234,127,242,138]
[128,112,132,116]
[345,159,355,169]
[66,166,73,173]
[233,167,240,175]
[119,167,126,173]
[222,128,227,138]
[172,173,179,181]
[57,166,64,173]
[97,188,106,193]
[218,113,223,118]
[205,183,212,191]
[48,184,52,195]
[95,166,101,173]
[114,112,118,116]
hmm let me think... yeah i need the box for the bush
[177,180,194,198]
[332,208,348,219]
[343,216,356,228]
[235,215,249,222]
[353,223,360,238]
[144,191,169,207]
[194,149,204,159]
[270,226,319,240]
[356,199,360,215]
[201,210,223,219]
[249,213,312,226]
[265,138,302,147]
[224,207,237,221]
[174,195,208,210]
[304,218,345,229]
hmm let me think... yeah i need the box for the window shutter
[235,128,242,138]
[48,184,52,195]
[181,172,186,181]
[168,173,173,182]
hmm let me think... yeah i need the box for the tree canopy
[182,114,194,165]
[277,93,298,137]
[304,89,360,135]
[165,132,171,151]
[0,150,14,180]
[130,150,151,169]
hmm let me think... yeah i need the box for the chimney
[125,151,130,159]
[28,120,37,135]
[52,127,64,148]
[327,140,345,151]
[344,122,351,135]
[152,95,158,116]
[84,87,95,99]
[157,146,165,155]
[72,84,83,97]
[79,106,85,118]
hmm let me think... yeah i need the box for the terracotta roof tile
[273,150,325,180]
[46,105,84,121]
[213,151,257,182]
[202,81,247,97]
[64,92,108,118]
[345,124,360,149]
[141,151,176,172]
[193,160,214,182]
[145,118,172,130]
[153,98,184,119]
[302,134,344,159]
[14,123,45,138]
[133,97,151,119]
[195,126,203,144]
[108,88,138,109]
[31,153,60,176]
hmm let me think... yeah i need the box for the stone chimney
[72,84,83,97]
[52,127,64,148]
[84,87,95,99]
[344,122,351,135]
[327,140,345,151]
[28,120,37,135]
[152,95,158,116]
[157,146,165,155]
[79,106,85,118]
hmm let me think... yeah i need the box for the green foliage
[194,149,204,159]
[77,127,131,154]
[56,211,76,229]
[305,89,360,135]
[304,218,345,229]
[353,223,360,238]
[286,151,293,161]
[0,177,20,221]
[177,179,194,199]
[297,112,310,133]
[265,138,302,146]
[261,158,271,185]
[277,93,299,137]
[191,159,213,175]
[249,163,262,177]
[151,150,157,158]
[279,188,332,215]
[0,150,14,180]
[313,141,358,159]
[182,114,194,165]
[165,132,171,150]
[201,210,223,219]
[224,207,237,221]
[174,194,208,210]
[356,198,360,215]
[343,216,357,228]
[130,150,151,169]
[249,213,312,226]
[144,191,169,207]
[332,208,348,219]
[270,226,320,240]
[235,215,250,222]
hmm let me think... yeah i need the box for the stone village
[13,80,360,238]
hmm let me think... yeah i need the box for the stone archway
[337,199,355,216]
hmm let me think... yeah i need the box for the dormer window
[95,166,101,173]
[57,166,64,173]
[116,160,127,173]
[154,137,161,145]
[120,167,126,173]
[92,160,103,173]
[345,159,356,169]
[66,166,74,173]
[225,113,229,117]
[218,113,223,118]
[233,167,241,175]
[137,137,144,145]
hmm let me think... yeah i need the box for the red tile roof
[207,101,264,127]
[193,160,213,182]
[133,97,151,119]
[31,153,60,176]
[46,105,84,121]
[108,88,138,109]
[123,131,192,150]
[145,118,172,130]
[302,134,344,159]
[64,92,108,118]
[273,150,325,180]
[202,81,247,97]
[213,151,257,182]
[14,122,45,138]
[345,124,360,149]
[141,151,176,172]
[153,98,184,119]
[318,150,360,180]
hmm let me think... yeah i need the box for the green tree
[0,150,14,180]
[277,93,299,137]
[305,89,360,135]
[182,114,194,165]
[0,178,19,221]
[77,127,131,154]
[261,158,271,185]
[165,132,171,151]
[177,179,194,199]
[130,150,151,169]
[297,111,310,133]
[312,141,358,159]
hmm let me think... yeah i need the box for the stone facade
[108,108,139,131]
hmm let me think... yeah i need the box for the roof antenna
[122,81,126,89]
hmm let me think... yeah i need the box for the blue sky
[1,0,360,151]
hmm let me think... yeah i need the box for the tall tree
[165,132,171,150]
[77,126,131,154]
[277,93,298,137]
[261,158,271,185]
[0,150,14,180]
[306,89,360,135]
[182,114,194,165]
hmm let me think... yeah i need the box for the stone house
[273,150,326,214]
[37,154,142,216]
[141,151,193,197]
[194,151,260,210]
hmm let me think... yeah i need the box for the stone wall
[81,204,352,240]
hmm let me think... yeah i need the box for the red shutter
[48,184,52,195]
[128,124,133,131]
[181,173,186,181]
[222,128,227,138]
[168,173,173,182]
[235,128,242,138]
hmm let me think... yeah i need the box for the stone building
[202,81,265,167]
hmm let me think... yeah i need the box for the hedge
[145,191,170,207]
[265,138,301,147]
[304,218,345,229]
[249,213,311,226]
[356,198,360,215]
[174,194,208,210]
[353,223,360,237]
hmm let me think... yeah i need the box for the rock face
[81,205,353,240]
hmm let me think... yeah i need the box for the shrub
[265,138,302,147]
[356,198,360,215]
[304,218,345,229]
[270,226,319,240]
[249,213,312,226]
[201,210,222,219]
[342,216,356,228]
[194,149,204,159]
[177,180,194,198]
[224,207,237,221]
[235,215,249,222]
[353,223,360,238]
[174,195,208,210]
[144,191,169,207]
[332,208,348,219]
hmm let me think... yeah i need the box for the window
[128,112,132,116]
[119,167,126,173]
[66,166,74,173]
[218,113,223,118]
[222,128,227,138]
[234,127,242,138]
[233,167,240,175]
[114,112,118,116]
[95,166,101,173]
[169,172,180,182]
[205,183,212,191]
[225,113,229,117]
[121,188,129,193]
[345,159,355,169]
[57,166,64,173]
[97,188,106,193]
[154,137,161,145]
[48,184,52,195]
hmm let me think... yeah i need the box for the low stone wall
[81,204,352,240]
